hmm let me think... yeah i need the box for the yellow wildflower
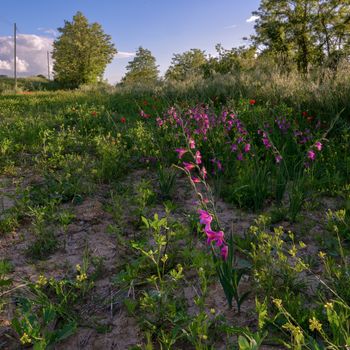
[20,332,31,344]
[289,245,297,257]
[309,317,322,332]
[272,298,283,309]
[249,226,258,234]
[299,241,306,249]
[76,273,87,282]
[35,275,47,288]
[161,254,168,263]
[318,251,326,259]
[324,302,333,310]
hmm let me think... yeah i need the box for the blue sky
[0,0,260,83]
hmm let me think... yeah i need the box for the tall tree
[165,49,207,81]
[122,47,159,84]
[203,44,256,78]
[251,0,350,73]
[314,0,350,70]
[52,12,116,87]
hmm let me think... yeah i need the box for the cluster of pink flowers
[258,129,272,149]
[157,106,212,139]
[210,158,223,172]
[307,141,323,162]
[176,139,207,183]
[275,116,291,133]
[257,129,283,164]
[199,209,228,260]
[140,110,151,119]
[166,106,325,174]
[175,138,228,260]
[294,129,313,145]
[228,116,251,161]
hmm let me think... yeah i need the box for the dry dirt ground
[0,169,338,349]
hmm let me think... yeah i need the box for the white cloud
[0,34,53,77]
[0,60,11,70]
[38,27,58,37]
[225,24,237,29]
[16,57,30,72]
[116,51,135,58]
[246,15,259,23]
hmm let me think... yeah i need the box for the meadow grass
[0,68,349,349]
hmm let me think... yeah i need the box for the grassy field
[0,73,349,349]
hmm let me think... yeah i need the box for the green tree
[122,47,159,84]
[52,12,116,87]
[203,44,256,78]
[165,49,207,81]
[251,0,350,73]
[313,0,350,70]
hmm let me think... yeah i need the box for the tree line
[52,2,350,87]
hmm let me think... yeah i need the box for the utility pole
[47,51,50,80]
[14,23,17,91]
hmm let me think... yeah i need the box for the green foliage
[165,49,207,81]
[26,205,58,260]
[52,11,116,87]
[94,133,129,182]
[157,166,176,200]
[11,268,93,349]
[203,44,256,78]
[122,47,159,84]
[224,159,271,212]
[0,62,349,349]
[212,234,250,313]
[251,0,350,73]
[250,217,308,301]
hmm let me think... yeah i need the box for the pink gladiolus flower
[192,176,201,183]
[156,117,163,127]
[221,245,228,260]
[315,141,322,151]
[201,166,207,179]
[231,144,238,152]
[206,229,225,247]
[198,210,213,230]
[237,153,243,161]
[175,148,187,159]
[183,162,195,171]
[140,110,148,118]
[308,150,316,161]
[195,150,202,164]
[262,138,271,149]
[216,160,223,171]
[244,143,251,153]
[275,154,283,163]
[189,138,196,149]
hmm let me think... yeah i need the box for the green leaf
[0,278,12,287]
[141,216,150,229]
[238,335,251,350]
[53,321,77,343]
[43,306,56,325]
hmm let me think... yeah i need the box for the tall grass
[115,61,350,123]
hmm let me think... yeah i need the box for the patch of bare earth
[0,170,340,349]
